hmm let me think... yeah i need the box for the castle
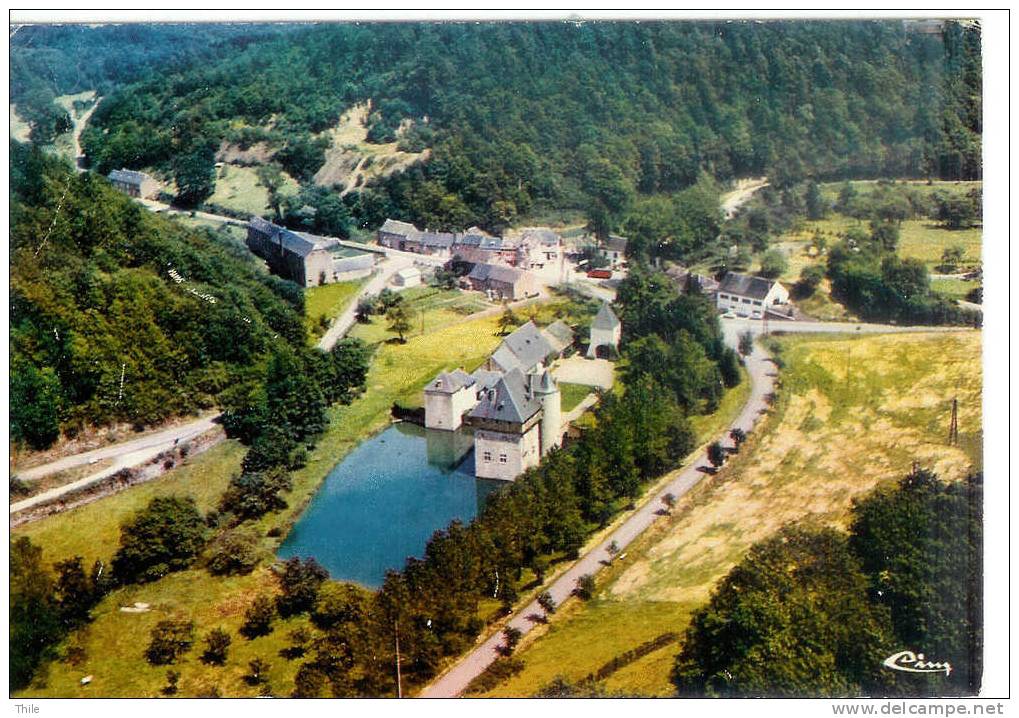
[424,320,569,481]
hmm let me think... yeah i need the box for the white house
[393,266,422,289]
[716,272,790,318]
[424,369,478,431]
[588,303,621,359]
[598,235,628,266]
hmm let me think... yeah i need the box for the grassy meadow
[477,330,981,697]
[207,164,299,216]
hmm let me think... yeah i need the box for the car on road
[721,311,737,319]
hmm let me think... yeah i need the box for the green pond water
[278,422,503,588]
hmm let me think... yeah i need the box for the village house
[588,302,621,358]
[107,169,161,199]
[599,235,628,266]
[423,369,477,431]
[466,263,537,301]
[716,272,790,318]
[247,216,374,288]
[665,264,720,297]
[485,321,556,374]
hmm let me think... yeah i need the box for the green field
[207,164,298,216]
[558,382,592,413]
[303,280,365,339]
[14,305,508,698]
[931,277,978,301]
[479,330,981,697]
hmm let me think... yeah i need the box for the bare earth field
[479,330,981,697]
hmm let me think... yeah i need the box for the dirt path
[71,96,101,172]
[720,177,769,219]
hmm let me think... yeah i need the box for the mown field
[207,164,299,216]
[478,330,981,697]
[14,304,510,698]
[303,279,365,340]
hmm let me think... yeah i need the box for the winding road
[419,317,972,697]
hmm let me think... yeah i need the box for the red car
[587,269,613,279]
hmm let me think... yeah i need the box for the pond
[278,422,503,588]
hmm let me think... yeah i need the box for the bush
[241,595,276,639]
[218,467,293,523]
[201,627,232,665]
[575,574,596,600]
[205,527,263,576]
[277,557,329,618]
[758,249,788,279]
[794,264,825,298]
[146,619,196,665]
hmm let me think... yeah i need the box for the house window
[742,297,751,303]
[753,300,763,306]
[499,453,508,464]
[719,293,728,300]
[483,451,492,462]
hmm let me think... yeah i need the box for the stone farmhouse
[466,263,537,301]
[247,216,374,288]
[716,272,789,318]
[107,169,161,199]
[588,302,621,358]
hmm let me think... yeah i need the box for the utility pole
[948,396,959,445]
[394,620,403,699]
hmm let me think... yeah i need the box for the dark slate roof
[108,168,152,186]
[418,231,457,248]
[458,233,503,251]
[591,303,621,331]
[426,368,475,394]
[604,235,628,252]
[468,368,542,425]
[500,321,555,370]
[250,217,320,257]
[380,218,419,236]
[470,368,503,391]
[718,272,778,300]
[467,263,524,285]
[542,320,575,353]
[521,228,561,246]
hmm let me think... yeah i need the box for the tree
[737,331,755,357]
[849,470,983,695]
[256,162,286,220]
[759,249,788,279]
[661,493,677,513]
[939,245,966,273]
[163,670,180,696]
[870,220,900,252]
[146,618,196,665]
[575,574,597,600]
[218,467,293,522]
[386,302,412,343]
[794,264,825,298]
[201,627,232,665]
[497,302,518,336]
[501,626,523,655]
[606,540,620,558]
[111,496,206,584]
[277,557,329,617]
[537,590,556,615]
[247,658,271,686]
[673,525,899,697]
[729,427,747,451]
[311,582,371,630]
[355,297,376,323]
[54,556,98,626]
[805,181,828,220]
[707,441,726,470]
[10,537,64,690]
[241,594,276,639]
[173,146,216,207]
[10,363,62,450]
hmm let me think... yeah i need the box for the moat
[278,422,503,588]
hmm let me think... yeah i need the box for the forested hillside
[80,20,981,235]
[9,142,308,449]
[10,23,292,143]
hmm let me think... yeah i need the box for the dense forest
[10,23,293,143]
[77,20,982,235]
[9,141,313,449]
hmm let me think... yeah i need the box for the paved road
[419,316,975,697]
[420,328,777,698]
[11,415,220,514]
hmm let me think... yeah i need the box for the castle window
[499,453,508,464]
[483,451,492,462]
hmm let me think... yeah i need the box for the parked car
[587,269,613,279]
[721,311,737,319]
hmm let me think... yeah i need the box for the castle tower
[534,369,561,455]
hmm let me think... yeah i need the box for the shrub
[277,557,329,618]
[205,527,263,576]
[146,619,196,665]
[201,627,232,665]
[112,496,206,584]
[575,574,597,600]
[241,595,276,639]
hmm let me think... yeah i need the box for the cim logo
[882,650,952,677]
